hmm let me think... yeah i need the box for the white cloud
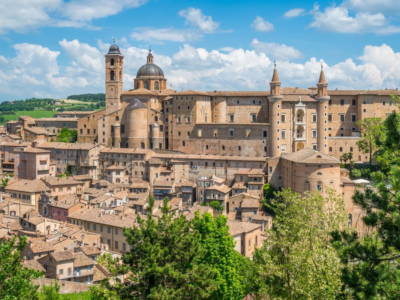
[311,5,400,34]
[179,8,219,33]
[0,0,148,34]
[346,0,400,14]
[131,28,200,43]
[2,40,400,100]
[284,8,305,18]
[61,0,147,21]
[0,0,61,34]
[251,17,274,32]
[251,39,302,60]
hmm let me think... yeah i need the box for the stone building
[77,43,399,162]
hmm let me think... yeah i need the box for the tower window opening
[110,58,115,66]
[110,70,115,81]
[154,81,160,90]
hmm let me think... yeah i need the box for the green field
[0,110,55,123]
[39,291,91,300]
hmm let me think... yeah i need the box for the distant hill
[0,94,105,124]
[67,93,105,103]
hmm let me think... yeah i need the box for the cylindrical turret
[151,123,161,150]
[269,63,283,157]
[316,66,330,153]
[126,99,148,149]
[112,123,121,148]
[213,97,227,123]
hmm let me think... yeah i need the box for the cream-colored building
[77,43,399,163]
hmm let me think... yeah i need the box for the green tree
[39,283,61,300]
[0,236,42,300]
[340,152,354,170]
[115,197,218,299]
[94,197,253,299]
[356,117,384,165]
[209,200,223,213]
[253,190,346,300]
[191,213,254,299]
[332,112,400,299]
[56,128,77,143]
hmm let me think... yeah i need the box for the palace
[77,43,398,162]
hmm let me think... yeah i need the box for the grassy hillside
[38,291,91,300]
[0,93,105,124]
[1,110,55,123]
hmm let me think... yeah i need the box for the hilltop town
[0,43,397,294]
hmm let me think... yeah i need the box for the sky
[1,0,400,100]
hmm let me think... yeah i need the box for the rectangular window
[340,114,345,122]
[280,114,286,123]
[229,114,234,122]
[312,144,317,150]
[229,128,234,137]
[281,144,287,153]
[281,130,286,139]
[312,130,317,138]
[250,113,257,122]
[312,114,317,123]
[328,114,332,122]
[351,114,356,122]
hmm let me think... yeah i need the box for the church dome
[136,50,164,78]
[137,63,164,77]
[108,43,121,55]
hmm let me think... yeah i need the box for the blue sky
[1,0,400,100]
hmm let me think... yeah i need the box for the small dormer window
[110,58,115,66]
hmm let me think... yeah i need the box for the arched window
[296,125,305,139]
[144,81,149,89]
[154,81,160,90]
[110,70,115,81]
[110,58,115,66]
[296,109,305,123]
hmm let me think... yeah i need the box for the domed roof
[136,50,164,78]
[108,44,121,55]
[136,63,164,77]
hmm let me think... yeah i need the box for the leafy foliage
[0,236,42,300]
[254,190,346,299]
[356,117,384,165]
[56,128,77,143]
[67,93,105,103]
[332,111,400,299]
[93,197,252,300]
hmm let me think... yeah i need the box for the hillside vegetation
[0,94,105,124]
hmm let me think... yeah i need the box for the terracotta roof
[23,259,46,272]
[36,118,78,122]
[69,208,136,228]
[37,142,97,150]
[281,148,340,164]
[42,176,81,186]
[129,181,150,188]
[28,238,54,254]
[73,252,95,267]
[6,179,48,193]
[329,89,400,96]
[80,246,101,257]
[206,184,231,194]
[19,147,50,154]
[101,148,147,154]
[24,127,49,135]
[51,250,74,262]
[228,220,261,236]
[50,196,81,209]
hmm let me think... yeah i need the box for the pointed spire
[147,48,154,64]
[318,63,326,84]
[270,60,281,97]
[271,60,280,83]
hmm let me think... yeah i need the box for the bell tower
[105,42,123,113]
